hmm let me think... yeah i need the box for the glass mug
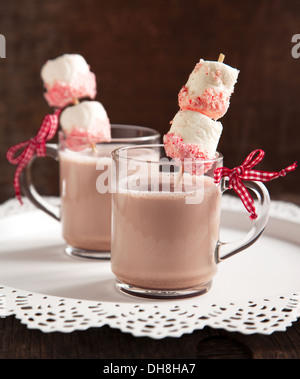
[20,125,161,259]
[111,144,270,299]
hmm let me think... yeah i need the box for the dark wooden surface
[1,313,300,359]
[0,0,300,360]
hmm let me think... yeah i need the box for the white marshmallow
[41,54,91,86]
[169,110,222,157]
[185,59,239,97]
[60,101,109,133]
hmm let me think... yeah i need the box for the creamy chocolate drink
[59,146,115,252]
[59,145,160,253]
[111,175,221,290]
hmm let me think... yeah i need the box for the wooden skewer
[218,53,225,63]
[175,165,184,188]
[90,142,98,153]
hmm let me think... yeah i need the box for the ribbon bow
[214,149,297,220]
[7,110,61,204]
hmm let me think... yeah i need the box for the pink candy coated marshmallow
[44,72,97,108]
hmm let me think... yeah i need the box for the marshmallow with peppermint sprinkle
[163,109,222,161]
[178,58,239,120]
[60,100,111,150]
[41,54,97,108]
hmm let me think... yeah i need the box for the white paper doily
[0,196,299,338]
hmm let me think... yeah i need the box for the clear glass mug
[20,125,161,259]
[111,144,270,299]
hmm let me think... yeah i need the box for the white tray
[0,196,299,338]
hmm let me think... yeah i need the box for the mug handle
[20,143,60,221]
[215,179,270,263]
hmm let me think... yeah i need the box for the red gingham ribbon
[6,110,61,204]
[214,149,297,220]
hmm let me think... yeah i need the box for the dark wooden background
[0,0,299,205]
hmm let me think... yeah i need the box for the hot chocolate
[111,175,221,290]
[59,146,115,252]
[59,145,160,253]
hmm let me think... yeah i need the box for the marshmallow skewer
[41,54,111,152]
[174,53,227,186]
